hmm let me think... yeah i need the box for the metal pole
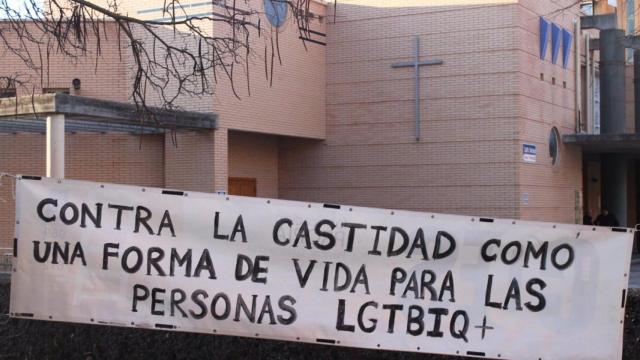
[415,36,421,141]
[575,19,582,133]
[46,113,65,179]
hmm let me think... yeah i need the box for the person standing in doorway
[594,208,620,227]
[583,209,594,225]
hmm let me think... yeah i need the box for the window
[549,127,561,166]
[43,88,70,95]
[0,88,16,98]
[580,0,594,15]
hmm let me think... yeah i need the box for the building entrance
[582,155,639,228]
[228,177,257,197]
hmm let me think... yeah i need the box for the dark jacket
[594,213,620,227]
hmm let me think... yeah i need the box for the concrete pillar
[599,30,628,226]
[213,128,228,194]
[46,114,65,179]
[600,29,626,134]
[601,155,628,226]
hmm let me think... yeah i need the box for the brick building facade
[0,0,636,250]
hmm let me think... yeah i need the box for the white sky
[2,0,39,16]
[6,0,25,11]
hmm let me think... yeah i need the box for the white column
[46,114,65,179]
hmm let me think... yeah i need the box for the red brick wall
[280,1,524,218]
[228,131,279,198]
[280,0,583,224]
[209,0,327,140]
[101,0,327,139]
[517,0,583,223]
[0,21,128,101]
[164,131,217,193]
[0,133,164,249]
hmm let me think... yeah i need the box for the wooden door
[228,177,257,197]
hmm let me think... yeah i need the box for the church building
[0,0,638,252]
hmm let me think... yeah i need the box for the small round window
[549,127,560,165]
[264,0,288,28]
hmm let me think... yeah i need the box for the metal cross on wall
[391,36,443,141]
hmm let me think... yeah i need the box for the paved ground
[630,258,640,289]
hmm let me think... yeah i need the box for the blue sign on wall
[562,28,573,69]
[523,144,537,163]
[551,23,562,65]
[539,16,572,69]
[539,17,550,60]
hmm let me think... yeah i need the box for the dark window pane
[0,88,16,98]
[549,127,560,165]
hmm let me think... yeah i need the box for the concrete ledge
[0,93,217,131]
[581,14,618,30]
[563,133,640,153]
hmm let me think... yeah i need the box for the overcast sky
[2,0,37,16]
[5,0,24,10]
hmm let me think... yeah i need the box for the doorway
[228,177,257,197]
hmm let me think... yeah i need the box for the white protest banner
[10,177,634,359]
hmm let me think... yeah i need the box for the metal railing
[0,247,11,273]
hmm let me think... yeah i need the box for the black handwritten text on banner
[9,178,634,359]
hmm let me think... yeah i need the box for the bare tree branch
[0,0,320,125]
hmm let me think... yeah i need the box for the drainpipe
[575,19,582,132]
